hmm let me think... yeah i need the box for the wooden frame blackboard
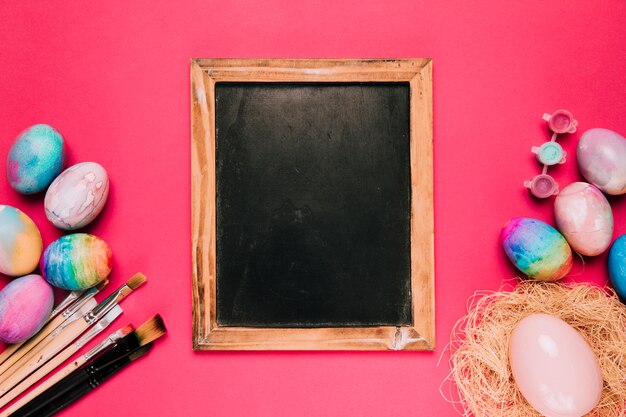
[191,59,434,350]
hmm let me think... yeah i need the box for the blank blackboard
[191,59,434,350]
[215,82,412,327]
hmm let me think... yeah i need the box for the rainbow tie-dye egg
[501,217,573,281]
[41,233,112,290]
[6,124,66,195]
[0,274,54,344]
[0,206,43,277]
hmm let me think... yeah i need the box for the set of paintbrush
[0,272,166,416]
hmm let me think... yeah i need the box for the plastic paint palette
[524,110,578,199]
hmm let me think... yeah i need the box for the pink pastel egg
[509,314,603,417]
[554,182,613,256]
[0,274,54,344]
[577,128,626,195]
[44,162,110,230]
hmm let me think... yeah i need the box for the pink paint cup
[543,110,578,134]
[524,174,559,199]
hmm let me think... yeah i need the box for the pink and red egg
[0,274,54,344]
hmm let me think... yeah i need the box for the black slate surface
[215,82,412,327]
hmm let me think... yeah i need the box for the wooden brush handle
[0,329,58,388]
[0,319,87,397]
[0,342,80,409]
[0,344,20,369]
[0,315,64,381]
[0,352,86,417]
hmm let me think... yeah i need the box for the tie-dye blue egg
[6,124,66,194]
[608,235,626,300]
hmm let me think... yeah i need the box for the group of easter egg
[500,127,626,417]
[0,124,111,345]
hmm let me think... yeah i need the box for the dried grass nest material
[442,281,626,417]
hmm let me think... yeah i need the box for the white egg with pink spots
[44,162,110,230]
[554,182,613,256]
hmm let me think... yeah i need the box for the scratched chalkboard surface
[215,82,412,328]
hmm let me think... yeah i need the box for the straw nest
[443,281,626,417]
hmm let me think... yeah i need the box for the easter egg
[0,206,43,277]
[501,217,572,281]
[41,233,112,290]
[0,274,54,344]
[577,128,626,195]
[609,235,626,300]
[509,314,602,417]
[6,124,66,194]
[554,182,613,256]
[44,162,110,230]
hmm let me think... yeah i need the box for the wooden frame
[191,59,434,350]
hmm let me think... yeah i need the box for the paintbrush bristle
[135,315,166,346]
[126,273,147,290]
[96,279,109,290]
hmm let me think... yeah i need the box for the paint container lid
[533,142,566,166]
[525,174,559,199]
[543,110,578,134]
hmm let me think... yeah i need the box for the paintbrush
[0,300,97,392]
[0,323,135,417]
[0,273,146,396]
[0,281,108,378]
[15,344,153,417]
[0,297,98,387]
[0,289,85,366]
[6,315,165,417]
[0,305,123,409]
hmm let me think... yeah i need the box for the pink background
[1,1,625,416]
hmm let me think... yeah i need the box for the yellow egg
[0,206,43,277]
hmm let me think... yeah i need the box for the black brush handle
[34,378,93,417]
[29,344,152,417]
[86,333,140,370]
[9,361,96,417]
[9,335,141,417]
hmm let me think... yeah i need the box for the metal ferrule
[87,285,132,323]
[61,286,100,319]
[51,298,98,337]
[83,327,128,361]
[50,290,84,318]
[74,306,123,349]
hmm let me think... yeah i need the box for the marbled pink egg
[0,274,54,344]
[44,162,109,230]
[577,128,626,195]
[554,182,613,256]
